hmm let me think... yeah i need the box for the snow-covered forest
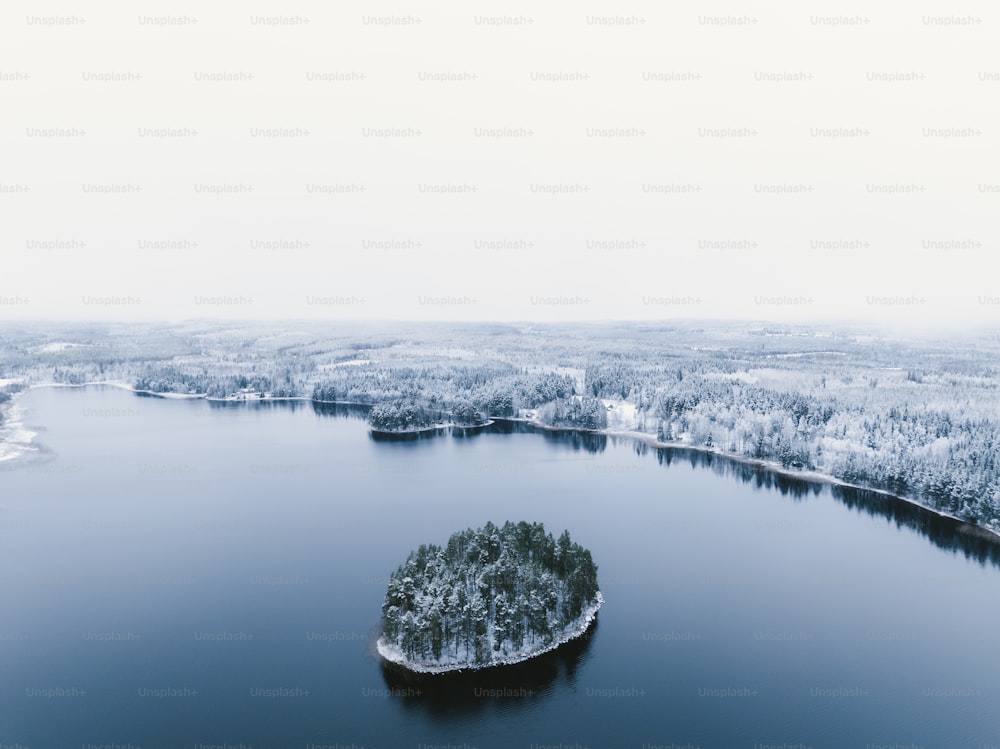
[1,321,999,531]
[378,521,600,670]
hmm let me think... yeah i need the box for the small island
[368,401,490,435]
[377,521,602,673]
[368,403,441,433]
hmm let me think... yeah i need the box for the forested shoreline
[1,321,998,531]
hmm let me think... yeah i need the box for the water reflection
[379,619,598,718]
[832,485,1000,569]
[204,397,310,413]
[450,421,493,439]
[652,445,819,499]
[357,418,609,451]
[486,420,607,453]
[539,429,607,454]
[303,402,1000,571]
[651,445,1000,570]
[309,401,372,420]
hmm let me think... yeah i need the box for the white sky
[1,0,998,328]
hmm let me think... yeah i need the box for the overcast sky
[1,0,997,328]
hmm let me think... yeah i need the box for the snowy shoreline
[376,591,603,674]
[0,391,38,464]
[370,423,449,436]
[29,381,207,399]
[30,381,315,403]
[371,419,496,436]
[522,419,1000,543]
[3,382,997,542]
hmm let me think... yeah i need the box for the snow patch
[320,359,372,368]
[33,342,91,353]
[601,399,638,431]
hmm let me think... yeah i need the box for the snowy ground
[376,592,604,674]
[31,342,91,354]
[601,399,638,430]
[317,359,372,369]
[0,399,37,463]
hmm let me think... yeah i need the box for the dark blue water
[1,386,998,748]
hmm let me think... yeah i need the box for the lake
[1,385,998,748]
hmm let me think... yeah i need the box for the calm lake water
[1,386,999,748]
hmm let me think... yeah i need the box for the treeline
[539,396,608,430]
[381,521,600,666]
[133,367,300,398]
[581,357,1000,531]
[312,363,575,417]
[368,403,440,432]
[367,400,489,431]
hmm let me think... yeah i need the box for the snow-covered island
[377,521,602,673]
[368,401,489,434]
